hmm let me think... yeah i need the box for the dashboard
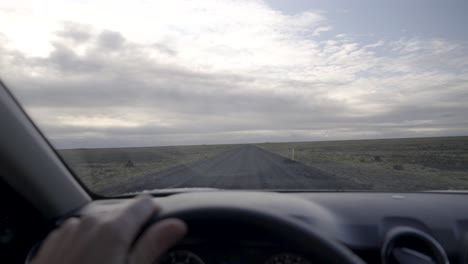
[79,191,468,264]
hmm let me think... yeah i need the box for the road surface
[103,145,362,195]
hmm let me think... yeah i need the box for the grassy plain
[59,136,468,193]
[257,136,468,191]
[58,144,239,193]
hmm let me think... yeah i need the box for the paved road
[103,145,361,195]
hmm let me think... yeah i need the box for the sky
[0,0,467,148]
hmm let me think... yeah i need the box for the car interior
[1,78,466,264]
[1,1,468,263]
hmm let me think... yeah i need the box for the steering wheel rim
[153,206,366,264]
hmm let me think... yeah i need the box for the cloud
[313,26,332,36]
[56,22,93,44]
[0,0,467,148]
[96,30,125,50]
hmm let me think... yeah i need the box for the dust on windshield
[1,0,467,195]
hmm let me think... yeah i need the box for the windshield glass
[1,0,467,195]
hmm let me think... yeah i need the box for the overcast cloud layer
[1,0,468,148]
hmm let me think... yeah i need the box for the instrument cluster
[160,249,311,264]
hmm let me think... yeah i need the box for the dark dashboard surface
[296,192,468,263]
[81,191,468,263]
[298,193,467,255]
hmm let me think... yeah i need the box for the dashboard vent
[381,227,449,264]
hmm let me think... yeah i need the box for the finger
[129,218,187,264]
[32,218,80,262]
[115,196,160,241]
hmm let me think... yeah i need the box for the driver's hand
[31,196,187,264]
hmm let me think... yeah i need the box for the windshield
[1,1,467,196]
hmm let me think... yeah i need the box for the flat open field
[59,136,468,195]
[97,145,367,195]
[58,144,240,193]
[257,136,468,191]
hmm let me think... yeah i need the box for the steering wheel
[152,206,366,264]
